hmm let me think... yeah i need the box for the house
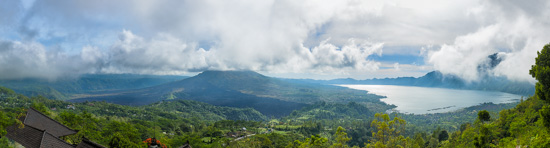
[66,105,76,110]
[4,107,105,148]
[5,125,74,148]
[226,132,238,137]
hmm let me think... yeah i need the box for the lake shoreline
[340,84,523,114]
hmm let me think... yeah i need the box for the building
[5,107,105,148]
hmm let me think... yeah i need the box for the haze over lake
[341,85,524,114]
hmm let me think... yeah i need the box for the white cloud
[428,0,550,83]
[393,63,400,71]
[0,0,548,80]
[0,40,102,80]
[98,30,384,76]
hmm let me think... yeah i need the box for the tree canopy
[477,110,490,122]
[530,43,550,129]
[530,43,550,102]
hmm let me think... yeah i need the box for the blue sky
[0,0,548,82]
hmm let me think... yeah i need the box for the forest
[0,43,549,147]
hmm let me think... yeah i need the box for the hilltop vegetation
[0,87,268,147]
[0,85,541,148]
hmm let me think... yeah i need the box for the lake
[340,85,524,114]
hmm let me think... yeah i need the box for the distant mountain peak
[194,70,268,81]
[199,70,260,75]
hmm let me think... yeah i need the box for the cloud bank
[0,0,548,81]
[428,0,550,83]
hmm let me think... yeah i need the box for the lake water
[340,85,524,114]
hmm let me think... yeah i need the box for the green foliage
[530,43,550,102]
[31,101,51,116]
[332,126,351,148]
[0,86,270,147]
[0,111,16,136]
[541,105,550,129]
[286,102,373,121]
[530,43,550,130]
[400,102,515,134]
[478,110,491,122]
[286,134,329,148]
[441,96,550,147]
[0,86,15,95]
[473,125,490,148]
[366,113,408,148]
[109,132,139,148]
[412,133,425,148]
[438,130,449,141]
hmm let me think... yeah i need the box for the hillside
[0,74,188,100]
[71,71,387,117]
[0,86,269,147]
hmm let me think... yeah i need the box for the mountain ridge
[290,70,534,96]
[0,74,188,100]
[70,70,386,117]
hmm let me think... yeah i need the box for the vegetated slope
[0,86,266,121]
[0,86,268,147]
[441,96,549,147]
[71,70,387,117]
[285,101,373,121]
[0,74,188,100]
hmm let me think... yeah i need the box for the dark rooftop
[5,108,106,148]
[23,108,78,137]
[5,124,74,148]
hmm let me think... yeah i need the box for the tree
[109,132,138,148]
[332,126,351,148]
[473,125,490,148]
[530,43,550,129]
[539,105,550,130]
[438,130,449,142]
[0,111,15,136]
[413,133,425,148]
[477,110,490,122]
[31,102,51,116]
[427,137,438,148]
[366,113,408,148]
[0,110,18,148]
[530,43,550,102]
[286,134,329,148]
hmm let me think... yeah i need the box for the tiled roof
[76,137,106,148]
[5,124,43,148]
[23,107,78,137]
[40,131,75,148]
[5,108,107,148]
[5,124,75,148]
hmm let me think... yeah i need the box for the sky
[0,0,549,82]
